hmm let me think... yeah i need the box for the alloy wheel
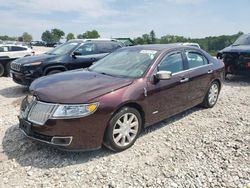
[208,83,219,106]
[112,113,139,147]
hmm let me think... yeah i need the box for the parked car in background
[10,39,123,85]
[0,44,34,77]
[31,41,46,46]
[19,44,224,152]
[113,38,135,46]
[217,33,250,76]
[178,43,201,49]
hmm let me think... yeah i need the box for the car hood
[15,54,60,65]
[220,45,250,54]
[30,70,133,104]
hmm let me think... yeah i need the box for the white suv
[0,45,34,77]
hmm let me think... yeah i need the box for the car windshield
[89,48,159,78]
[233,34,250,46]
[45,42,80,55]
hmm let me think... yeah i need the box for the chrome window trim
[172,64,212,76]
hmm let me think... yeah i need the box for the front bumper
[18,110,108,151]
[10,70,36,86]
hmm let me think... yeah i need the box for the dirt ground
[0,76,249,188]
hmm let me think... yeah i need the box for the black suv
[217,34,250,76]
[10,39,123,85]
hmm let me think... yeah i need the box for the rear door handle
[208,70,213,74]
[180,78,189,83]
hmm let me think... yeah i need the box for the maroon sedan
[19,44,224,152]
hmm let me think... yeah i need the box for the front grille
[27,101,56,125]
[11,62,21,71]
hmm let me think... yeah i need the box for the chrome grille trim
[11,62,21,71]
[27,101,57,125]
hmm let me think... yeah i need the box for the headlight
[26,94,34,104]
[23,62,42,66]
[52,103,99,118]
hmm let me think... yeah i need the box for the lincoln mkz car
[19,44,224,152]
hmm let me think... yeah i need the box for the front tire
[201,81,220,108]
[104,107,142,152]
[46,70,62,75]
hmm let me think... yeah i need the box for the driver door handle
[208,70,213,74]
[180,77,189,83]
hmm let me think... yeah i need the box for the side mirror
[72,51,82,58]
[155,71,172,80]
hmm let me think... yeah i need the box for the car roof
[68,38,119,43]
[0,44,28,47]
[122,44,198,52]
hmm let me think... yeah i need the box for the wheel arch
[212,78,222,91]
[43,65,68,75]
[103,101,146,141]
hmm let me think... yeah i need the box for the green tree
[41,30,53,43]
[17,36,23,42]
[142,34,151,44]
[51,28,65,42]
[149,30,156,44]
[41,28,65,43]
[82,30,100,39]
[0,35,17,41]
[22,32,33,42]
[66,33,75,41]
[77,34,83,39]
[134,37,144,45]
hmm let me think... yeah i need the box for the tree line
[0,32,33,43]
[41,29,100,43]
[0,29,246,55]
[134,30,244,55]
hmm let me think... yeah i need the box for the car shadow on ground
[225,75,250,86]
[2,106,203,169]
[0,85,29,98]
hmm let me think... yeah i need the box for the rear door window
[96,42,114,53]
[10,46,27,51]
[185,51,208,69]
[158,51,184,74]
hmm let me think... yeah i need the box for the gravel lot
[0,76,249,188]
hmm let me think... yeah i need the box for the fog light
[51,136,72,146]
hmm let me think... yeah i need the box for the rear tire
[103,107,142,152]
[5,62,10,76]
[201,81,220,108]
[0,63,5,77]
[46,70,62,75]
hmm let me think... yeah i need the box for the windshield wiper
[45,52,56,55]
[232,44,241,46]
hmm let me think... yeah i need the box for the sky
[0,0,249,40]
